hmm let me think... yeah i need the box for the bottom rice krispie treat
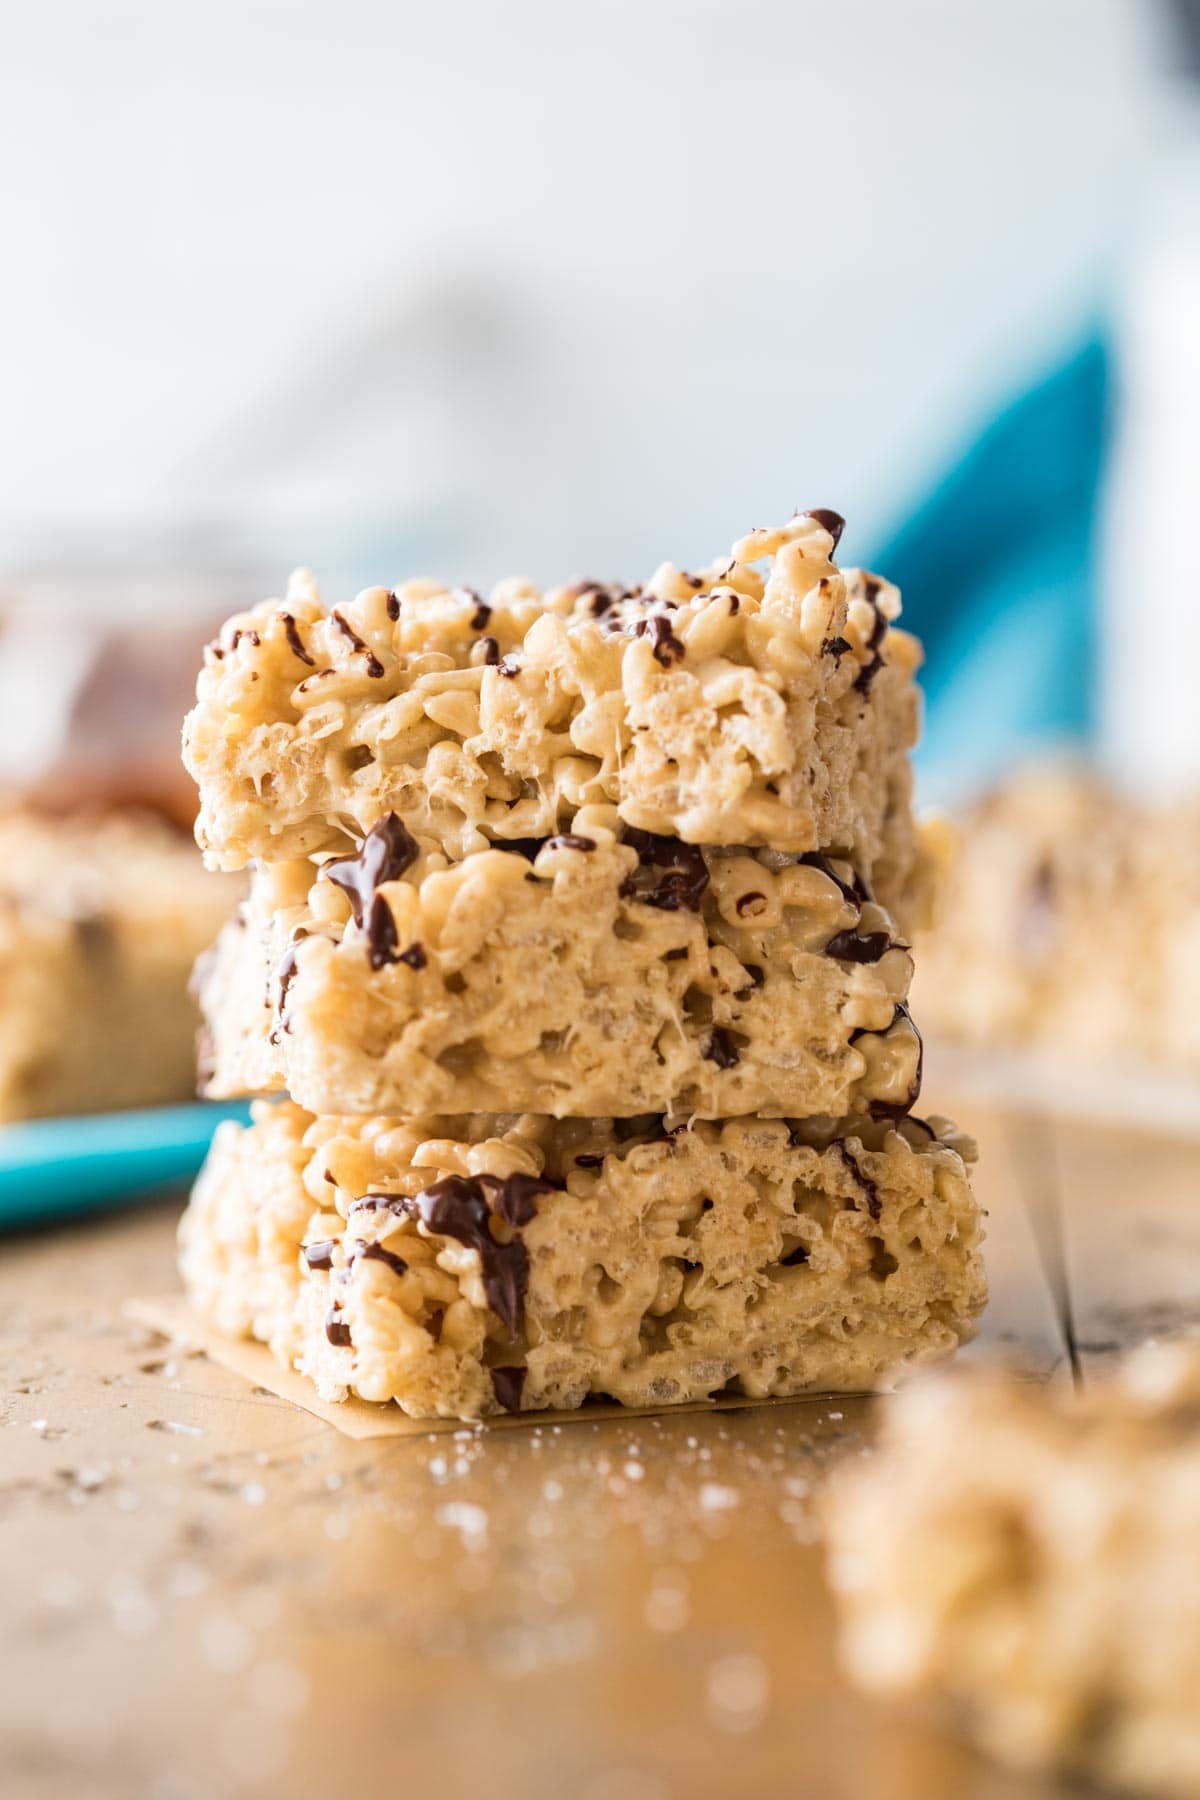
[823,1345,1200,1798]
[180,1101,985,1421]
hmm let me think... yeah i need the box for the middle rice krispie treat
[196,820,920,1120]
[180,1101,985,1420]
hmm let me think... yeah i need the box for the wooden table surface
[3,1097,1198,1800]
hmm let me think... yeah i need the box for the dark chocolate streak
[350,1194,412,1219]
[279,611,315,665]
[303,1239,336,1271]
[853,577,887,696]
[398,941,427,970]
[325,1309,353,1347]
[365,892,401,970]
[478,635,500,665]
[323,814,419,927]
[703,1028,740,1069]
[498,656,520,678]
[837,1143,881,1220]
[543,834,596,853]
[413,1172,558,1335]
[798,851,870,906]
[465,593,491,631]
[634,614,686,667]
[618,830,709,911]
[331,609,385,678]
[805,507,846,550]
[353,1239,409,1278]
[824,928,892,964]
[386,592,401,621]
[272,932,308,1041]
[850,1002,924,1121]
[490,1366,526,1413]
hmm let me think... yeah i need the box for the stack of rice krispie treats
[179,512,986,1420]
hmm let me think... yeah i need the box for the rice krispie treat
[824,1345,1200,1798]
[197,816,921,1120]
[0,810,236,1120]
[912,764,1154,1060]
[183,515,928,929]
[181,1100,985,1421]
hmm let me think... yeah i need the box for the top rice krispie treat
[184,514,924,913]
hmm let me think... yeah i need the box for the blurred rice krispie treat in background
[0,811,237,1120]
[0,596,243,1120]
[179,512,987,1420]
[913,762,1200,1070]
[823,1341,1200,1799]
[0,599,228,831]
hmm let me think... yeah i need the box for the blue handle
[0,1102,251,1230]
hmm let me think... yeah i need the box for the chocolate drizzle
[805,508,846,550]
[543,834,596,853]
[414,1171,557,1334]
[852,1002,924,1121]
[398,941,427,971]
[279,611,315,666]
[853,577,888,696]
[354,1239,409,1279]
[331,609,385,678]
[323,814,419,927]
[303,1239,336,1271]
[325,1309,353,1347]
[798,851,870,907]
[464,592,491,631]
[386,592,401,621]
[837,1143,881,1220]
[490,1366,526,1413]
[619,831,709,911]
[478,635,500,665]
[272,933,308,1041]
[703,1028,741,1069]
[634,614,686,667]
[364,894,400,969]
[824,928,892,964]
[350,1194,412,1220]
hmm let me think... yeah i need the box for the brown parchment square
[124,1295,839,1438]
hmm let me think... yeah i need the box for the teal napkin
[0,1102,251,1231]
